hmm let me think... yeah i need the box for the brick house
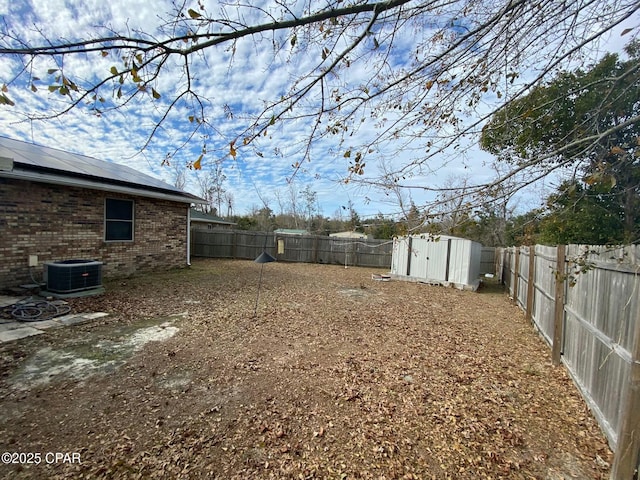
[0,137,205,290]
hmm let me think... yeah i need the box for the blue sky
[0,0,637,220]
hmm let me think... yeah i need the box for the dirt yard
[0,259,612,479]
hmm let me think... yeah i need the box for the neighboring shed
[273,228,310,236]
[391,234,483,291]
[0,136,205,291]
[190,209,237,230]
[329,231,370,239]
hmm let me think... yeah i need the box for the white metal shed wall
[391,236,410,274]
[391,235,482,290]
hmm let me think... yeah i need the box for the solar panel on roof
[0,136,184,193]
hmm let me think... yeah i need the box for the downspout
[186,206,191,266]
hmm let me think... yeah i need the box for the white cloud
[0,1,487,218]
[2,1,636,221]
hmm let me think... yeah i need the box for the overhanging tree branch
[0,0,638,215]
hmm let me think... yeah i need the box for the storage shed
[391,234,483,291]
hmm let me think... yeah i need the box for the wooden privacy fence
[480,247,496,275]
[191,230,393,268]
[497,245,640,480]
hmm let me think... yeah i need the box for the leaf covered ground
[0,259,612,479]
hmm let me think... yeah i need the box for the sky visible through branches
[0,0,637,219]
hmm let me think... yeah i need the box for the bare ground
[0,259,612,479]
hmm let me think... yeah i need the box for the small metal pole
[254,263,265,317]
[253,251,276,317]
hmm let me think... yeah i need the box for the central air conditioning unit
[44,259,103,293]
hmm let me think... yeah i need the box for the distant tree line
[192,179,637,246]
[219,171,638,246]
[189,166,637,246]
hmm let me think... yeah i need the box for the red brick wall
[0,178,189,290]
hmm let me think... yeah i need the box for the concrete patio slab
[0,321,27,333]
[0,295,22,308]
[0,327,45,342]
[0,294,108,343]
[25,319,64,330]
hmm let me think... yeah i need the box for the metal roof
[273,228,311,235]
[190,209,237,225]
[329,231,369,239]
[0,136,204,203]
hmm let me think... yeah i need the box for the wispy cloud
[1,1,636,219]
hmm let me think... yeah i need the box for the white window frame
[104,198,135,242]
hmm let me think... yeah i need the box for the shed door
[431,240,450,282]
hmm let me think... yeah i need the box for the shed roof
[402,233,481,245]
[274,228,310,235]
[190,209,237,225]
[0,136,205,204]
[329,231,369,239]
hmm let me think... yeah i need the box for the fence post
[552,245,566,366]
[526,246,536,322]
[611,286,640,480]
[513,248,520,305]
[499,248,506,284]
[406,237,413,276]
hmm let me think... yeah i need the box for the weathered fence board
[498,244,640,479]
[192,230,393,268]
[533,245,559,346]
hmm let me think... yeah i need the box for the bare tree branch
[0,0,638,214]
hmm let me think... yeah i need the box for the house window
[105,198,134,241]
